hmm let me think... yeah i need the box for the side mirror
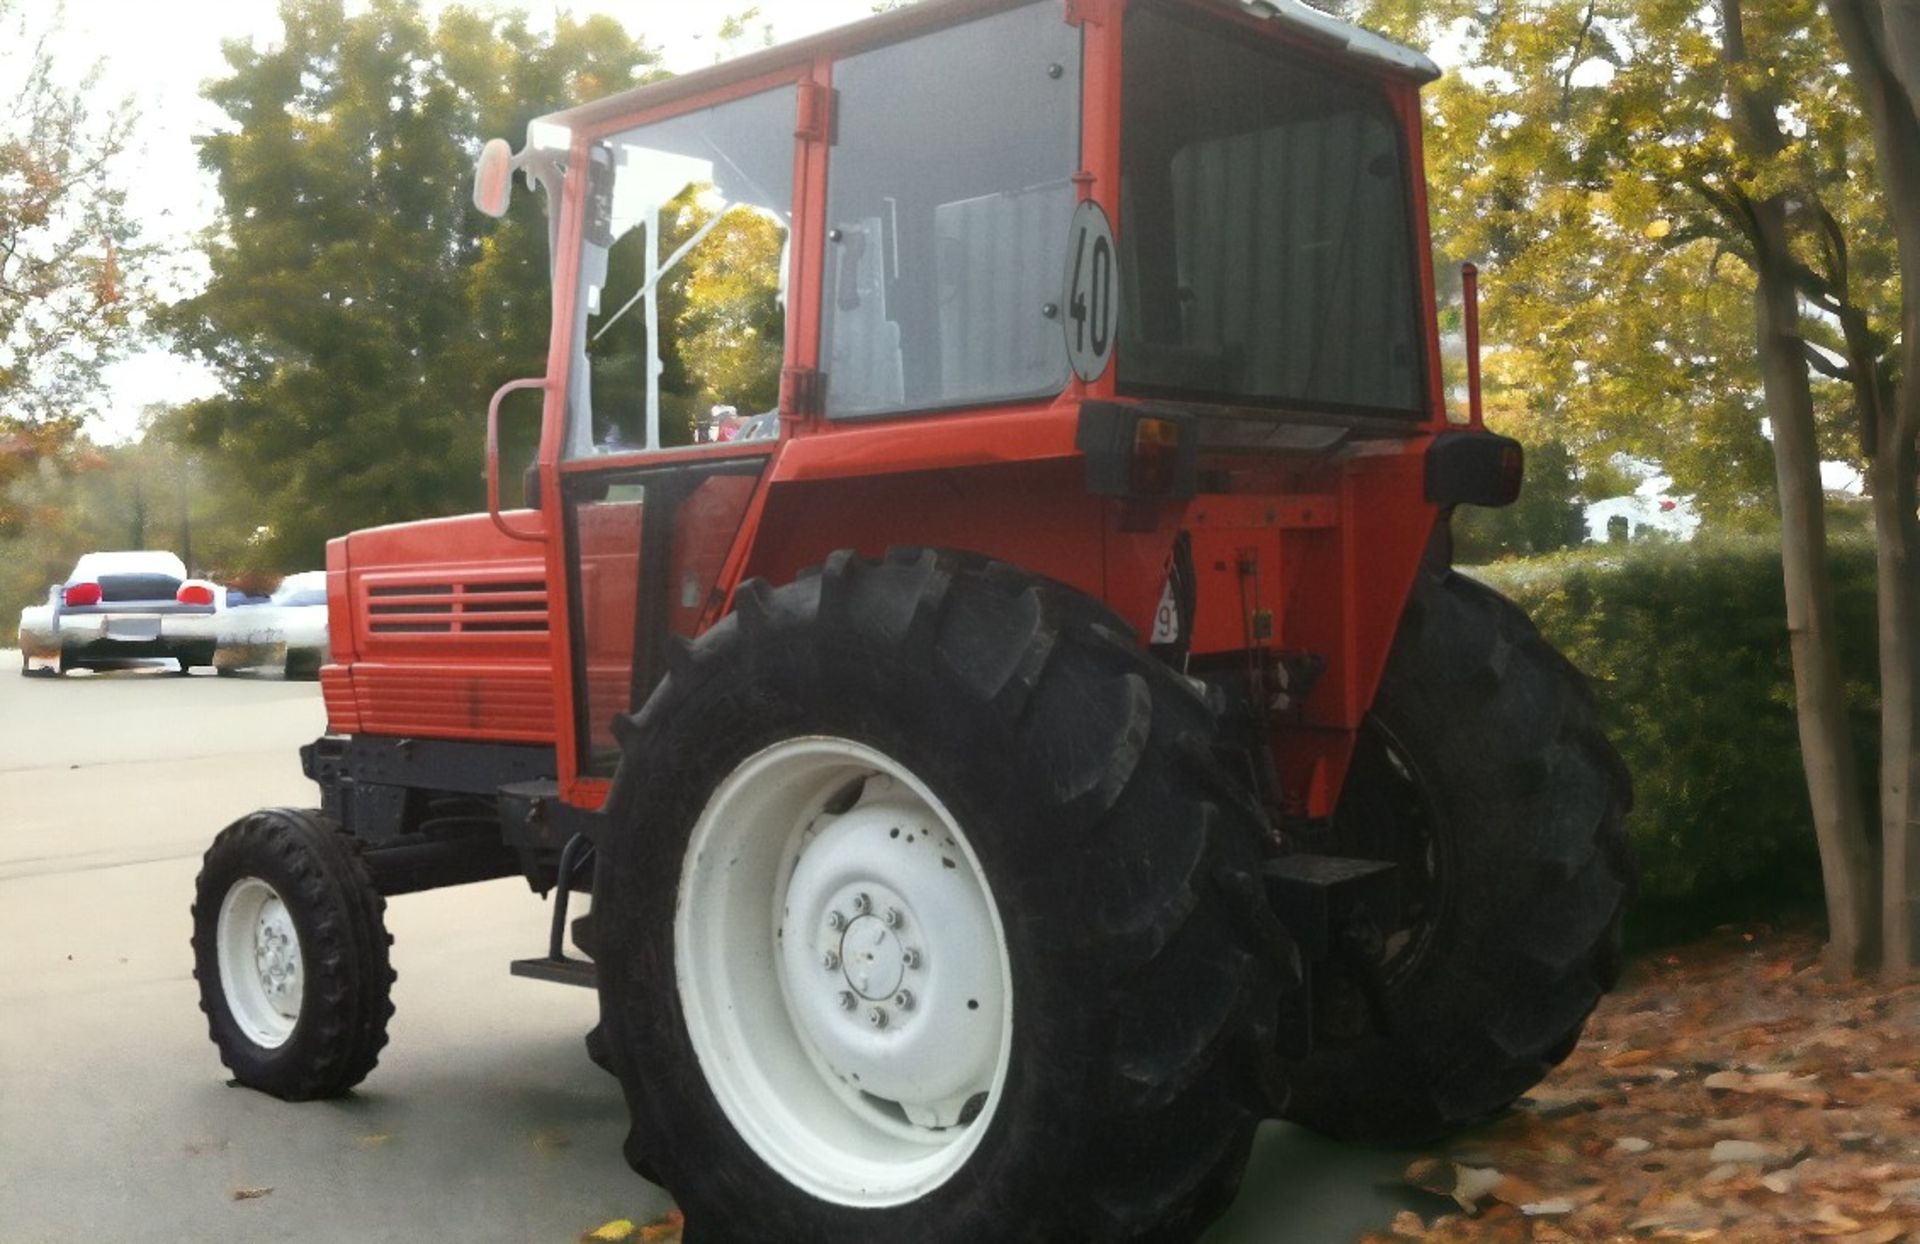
[473,138,516,218]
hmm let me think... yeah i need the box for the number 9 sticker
[1063,200,1118,382]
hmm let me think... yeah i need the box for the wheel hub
[778,777,1005,1126]
[838,909,907,1001]
[252,904,301,1007]
[675,737,1014,1207]
[215,876,303,1048]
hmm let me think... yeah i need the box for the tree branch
[1802,339,1856,382]
[1558,0,1598,117]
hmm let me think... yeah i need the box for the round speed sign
[1062,200,1118,382]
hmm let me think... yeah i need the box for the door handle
[488,377,549,543]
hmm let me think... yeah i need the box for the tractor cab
[464,0,1465,811]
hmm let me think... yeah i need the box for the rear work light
[1075,402,1199,501]
[62,582,102,607]
[177,583,216,607]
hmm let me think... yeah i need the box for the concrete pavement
[0,655,1426,1242]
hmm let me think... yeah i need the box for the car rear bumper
[213,637,288,671]
[52,610,220,661]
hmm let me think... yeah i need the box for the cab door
[544,78,812,783]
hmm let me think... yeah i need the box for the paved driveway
[0,656,1424,1242]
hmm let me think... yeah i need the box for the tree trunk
[1725,0,1880,973]
[1870,462,1920,975]
[1752,211,1881,975]
[1832,0,1920,977]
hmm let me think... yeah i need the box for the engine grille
[366,579,547,635]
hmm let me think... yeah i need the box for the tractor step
[1263,854,1400,961]
[510,955,598,988]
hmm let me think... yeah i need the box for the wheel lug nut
[837,991,855,1010]
[883,907,902,929]
[852,893,871,915]
[894,990,914,1011]
[902,947,921,969]
[867,1007,887,1028]
[826,911,846,931]
[822,950,840,971]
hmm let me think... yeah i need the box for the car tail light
[63,582,102,607]
[177,583,215,606]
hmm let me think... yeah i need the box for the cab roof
[534,0,1439,139]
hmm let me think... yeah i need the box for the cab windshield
[1119,4,1425,418]
[565,88,795,456]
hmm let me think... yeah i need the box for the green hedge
[1467,536,1879,943]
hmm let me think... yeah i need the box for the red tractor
[189,1,1631,1239]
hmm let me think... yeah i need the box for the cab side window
[822,2,1081,418]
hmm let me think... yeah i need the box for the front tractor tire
[592,549,1296,1243]
[1282,568,1633,1145]
[191,808,395,1100]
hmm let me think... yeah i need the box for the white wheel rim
[675,737,1013,1208]
[216,876,303,1048]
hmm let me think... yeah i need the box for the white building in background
[1579,460,1863,545]
[1583,469,1700,544]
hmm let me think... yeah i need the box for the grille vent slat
[363,577,548,636]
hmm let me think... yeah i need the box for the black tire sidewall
[1284,568,1631,1142]
[191,811,390,1100]
[597,553,1282,1242]
[602,626,1117,1243]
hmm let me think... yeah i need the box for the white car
[214,571,330,678]
[17,551,223,676]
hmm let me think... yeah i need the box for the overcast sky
[48,0,879,441]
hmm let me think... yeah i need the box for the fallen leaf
[1403,1157,1451,1196]
[581,1220,634,1242]
[1702,1069,1830,1107]
[1602,1048,1657,1068]
[1388,1209,1426,1239]
[1450,1165,1503,1213]
[231,1187,273,1202]
[354,1133,390,1149]
[1830,1227,1903,1244]
[532,1127,572,1152]
[1710,1139,1773,1164]
[1613,1136,1654,1155]
[1806,1203,1864,1235]
[638,1208,685,1241]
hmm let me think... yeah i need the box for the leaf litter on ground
[580,1209,683,1243]
[1360,923,1920,1243]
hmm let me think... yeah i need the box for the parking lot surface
[0,656,1421,1242]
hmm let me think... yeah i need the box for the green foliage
[1339,0,1894,526]
[164,0,660,570]
[675,202,786,418]
[1472,537,1881,939]
[0,0,152,533]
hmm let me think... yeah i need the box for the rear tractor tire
[191,808,395,1100]
[1281,567,1633,1145]
[591,548,1297,1242]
